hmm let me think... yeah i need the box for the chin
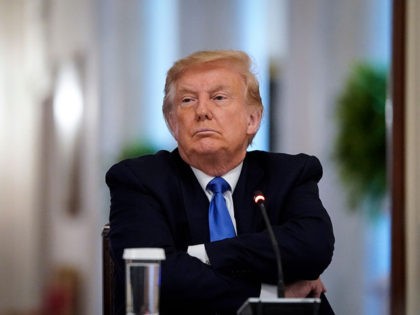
[196,147,220,155]
[191,142,224,157]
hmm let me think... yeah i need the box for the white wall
[43,1,102,314]
[0,0,101,314]
[0,0,46,310]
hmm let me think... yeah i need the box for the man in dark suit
[106,50,335,314]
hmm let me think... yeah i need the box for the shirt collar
[191,162,243,193]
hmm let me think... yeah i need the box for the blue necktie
[207,177,236,241]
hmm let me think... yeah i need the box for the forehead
[174,62,246,91]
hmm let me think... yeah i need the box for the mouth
[193,128,219,137]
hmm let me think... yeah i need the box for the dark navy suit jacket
[106,149,335,314]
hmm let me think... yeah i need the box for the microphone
[237,191,322,314]
[253,191,285,298]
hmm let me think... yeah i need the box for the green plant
[333,62,388,211]
[118,140,157,161]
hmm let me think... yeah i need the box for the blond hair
[162,50,263,132]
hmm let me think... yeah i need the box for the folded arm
[205,156,335,284]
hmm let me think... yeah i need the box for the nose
[195,99,213,121]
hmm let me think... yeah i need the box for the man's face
[168,62,261,165]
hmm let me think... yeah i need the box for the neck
[179,150,245,177]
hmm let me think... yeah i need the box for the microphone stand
[254,194,285,298]
[236,191,321,315]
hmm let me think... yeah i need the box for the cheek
[227,117,249,138]
[168,114,179,139]
[171,115,192,141]
[172,125,179,139]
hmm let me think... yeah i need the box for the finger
[319,279,327,292]
[311,280,325,298]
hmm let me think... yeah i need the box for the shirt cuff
[187,244,210,264]
[260,284,278,298]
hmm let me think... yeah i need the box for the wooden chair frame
[102,223,114,315]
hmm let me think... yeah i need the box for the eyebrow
[176,87,196,95]
[176,85,232,96]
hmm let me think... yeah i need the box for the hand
[285,278,326,298]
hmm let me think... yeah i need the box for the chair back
[102,223,114,315]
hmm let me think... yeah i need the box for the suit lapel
[233,153,265,234]
[171,150,210,244]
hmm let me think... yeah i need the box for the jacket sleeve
[205,155,335,284]
[106,161,260,315]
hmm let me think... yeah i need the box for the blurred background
[1,0,419,314]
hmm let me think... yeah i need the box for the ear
[246,107,262,135]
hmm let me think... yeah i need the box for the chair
[102,223,115,315]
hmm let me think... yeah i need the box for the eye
[181,97,196,105]
[213,94,227,101]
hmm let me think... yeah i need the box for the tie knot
[207,177,230,194]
